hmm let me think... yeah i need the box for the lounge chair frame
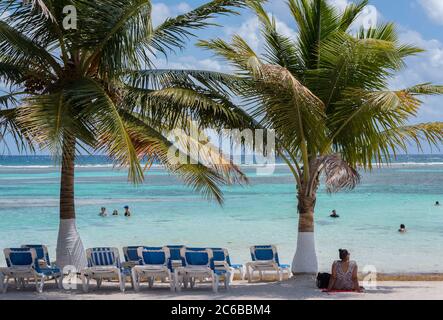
[176,248,225,293]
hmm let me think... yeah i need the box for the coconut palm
[198,0,443,273]
[0,0,254,270]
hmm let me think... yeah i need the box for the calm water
[0,155,442,273]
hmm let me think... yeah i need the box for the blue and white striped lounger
[81,247,127,293]
[245,245,291,282]
[1,247,62,293]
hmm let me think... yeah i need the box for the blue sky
[1,0,442,154]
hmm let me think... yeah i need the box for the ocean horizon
[1,154,442,273]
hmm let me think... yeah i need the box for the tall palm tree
[198,0,443,273]
[0,0,253,270]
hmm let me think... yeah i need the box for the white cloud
[230,17,261,50]
[275,18,298,41]
[151,2,192,27]
[225,15,298,52]
[328,0,349,12]
[328,0,379,31]
[418,0,443,25]
[393,30,443,87]
[390,29,443,122]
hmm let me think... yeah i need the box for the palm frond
[380,122,443,154]
[311,154,360,193]
[121,111,247,204]
[288,0,339,69]
[65,78,144,183]
[0,19,61,74]
[150,0,255,54]
[0,107,35,153]
[245,63,327,154]
[405,83,443,96]
[80,0,153,75]
[125,69,240,93]
[249,1,302,75]
[23,0,53,19]
[338,0,368,31]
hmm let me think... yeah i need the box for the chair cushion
[9,251,34,267]
[186,252,209,266]
[254,249,274,261]
[125,247,142,262]
[142,250,166,265]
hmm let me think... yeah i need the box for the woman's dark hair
[339,249,349,260]
[400,224,405,229]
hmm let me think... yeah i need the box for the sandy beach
[1,276,443,300]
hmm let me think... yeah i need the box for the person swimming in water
[124,206,131,217]
[330,210,340,218]
[436,201,440,206]
[99,207,107,217]
[398,224,406,233]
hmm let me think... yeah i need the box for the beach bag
[316,273,331,289]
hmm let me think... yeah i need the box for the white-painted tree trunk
[292,232,318,274]
[56,219,87,272]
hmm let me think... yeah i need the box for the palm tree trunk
[56,136,87,271]
[291,191,319,274]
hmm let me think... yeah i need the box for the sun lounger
[245,245,291,282]
[21,245,55,269]
[166,245,186,270]
[210,247,244,281]
[81,247,127,292]
[1,248,62,293]
[122,246,144,269]
[176,247,229,293]
[131,246,174,292]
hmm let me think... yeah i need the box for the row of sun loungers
[0,244,291,293]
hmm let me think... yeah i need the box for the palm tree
[0,0,253,271]
[198,0,443,274]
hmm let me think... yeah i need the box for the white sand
[1,276,443,300]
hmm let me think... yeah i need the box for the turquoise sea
[0,155,442,273]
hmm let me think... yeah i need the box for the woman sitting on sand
[327,249,361,292]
